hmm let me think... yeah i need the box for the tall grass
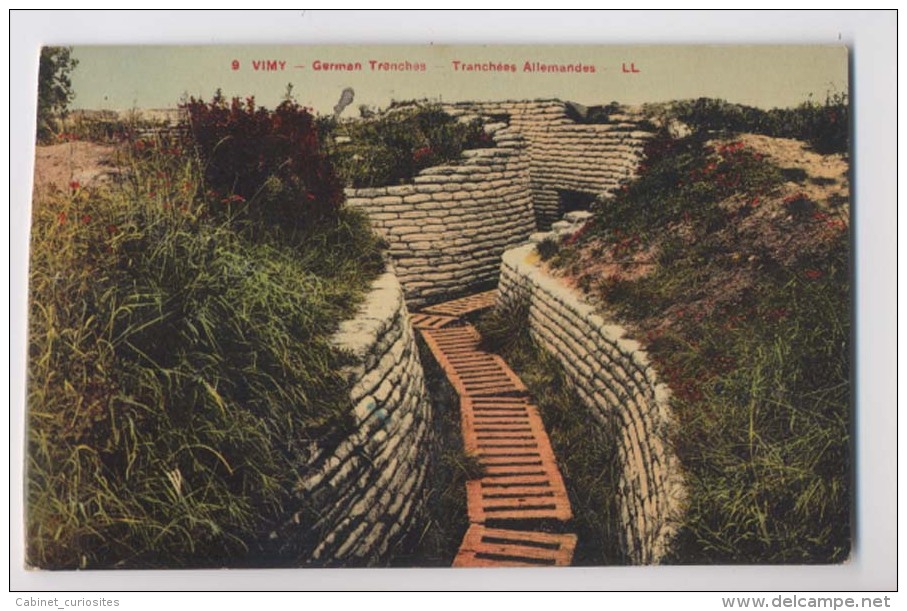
[662,237,850,562]
[27,132,384,568]
[548,124,850,563]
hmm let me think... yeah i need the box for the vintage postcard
[25,44,850,571]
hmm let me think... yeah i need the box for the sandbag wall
[294,271,433,565]
[497,245,686,564]
[447,100,653,228]
[345,122,535,309]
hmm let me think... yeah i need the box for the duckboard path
[412,291,577,567]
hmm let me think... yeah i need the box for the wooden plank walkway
[410,312,459,330]
[420,326,528,397]
[452,524,576,567]
[462,396,572,523]
[420,289,498,317]
[414,291,577,568]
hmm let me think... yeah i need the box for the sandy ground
[32,141,119,194]
[738,133,849,204]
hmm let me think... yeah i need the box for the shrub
[324,104,493,188]
[59,110,173,144]
[183,94,344,228]
[659,93,849,154]
[536,236,560,260]
[782,192,817,219]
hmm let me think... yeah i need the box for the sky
[67,44,849,115]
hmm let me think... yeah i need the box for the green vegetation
[476,302,625,565]
[574,134,785,244]
[647,94,849,154]
[663,248,850,563]
[392,340,476,567]
[27,102,384,569]
[548,117,851,563]
[37,46,79,143]
[320,103,493,188]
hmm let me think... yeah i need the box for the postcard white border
[7,9,898,592]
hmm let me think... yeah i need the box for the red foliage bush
[183,94,344,226]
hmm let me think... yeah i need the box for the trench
[324,99,680,566]
[411,292,578,567]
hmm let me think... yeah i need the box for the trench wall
[344,101,653,306]
[497,245,686,564]
[446,100,653,227]
[345,123,535,309]
[294,271,433,565]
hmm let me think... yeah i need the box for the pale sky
[68,44,848,115]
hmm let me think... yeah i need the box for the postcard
[24,44,850,571]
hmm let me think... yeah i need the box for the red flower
[80,214,92,224]
[69,180,80,191]
[827,219,847,231]
[106,224,119,235]
[565,222,590,246]
[412,146,433,164]
[804,269,823,280]
[56,212,67,224]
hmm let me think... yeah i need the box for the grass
[661,241,850,563]
[475,302,626,565]
[27,130,385,569]
[547,121,851,563]
[389,338,474,567]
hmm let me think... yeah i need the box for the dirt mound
[550,133,849,337]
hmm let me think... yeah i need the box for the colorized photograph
[25,44,850,569]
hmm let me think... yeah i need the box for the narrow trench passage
[412,291,577,567]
